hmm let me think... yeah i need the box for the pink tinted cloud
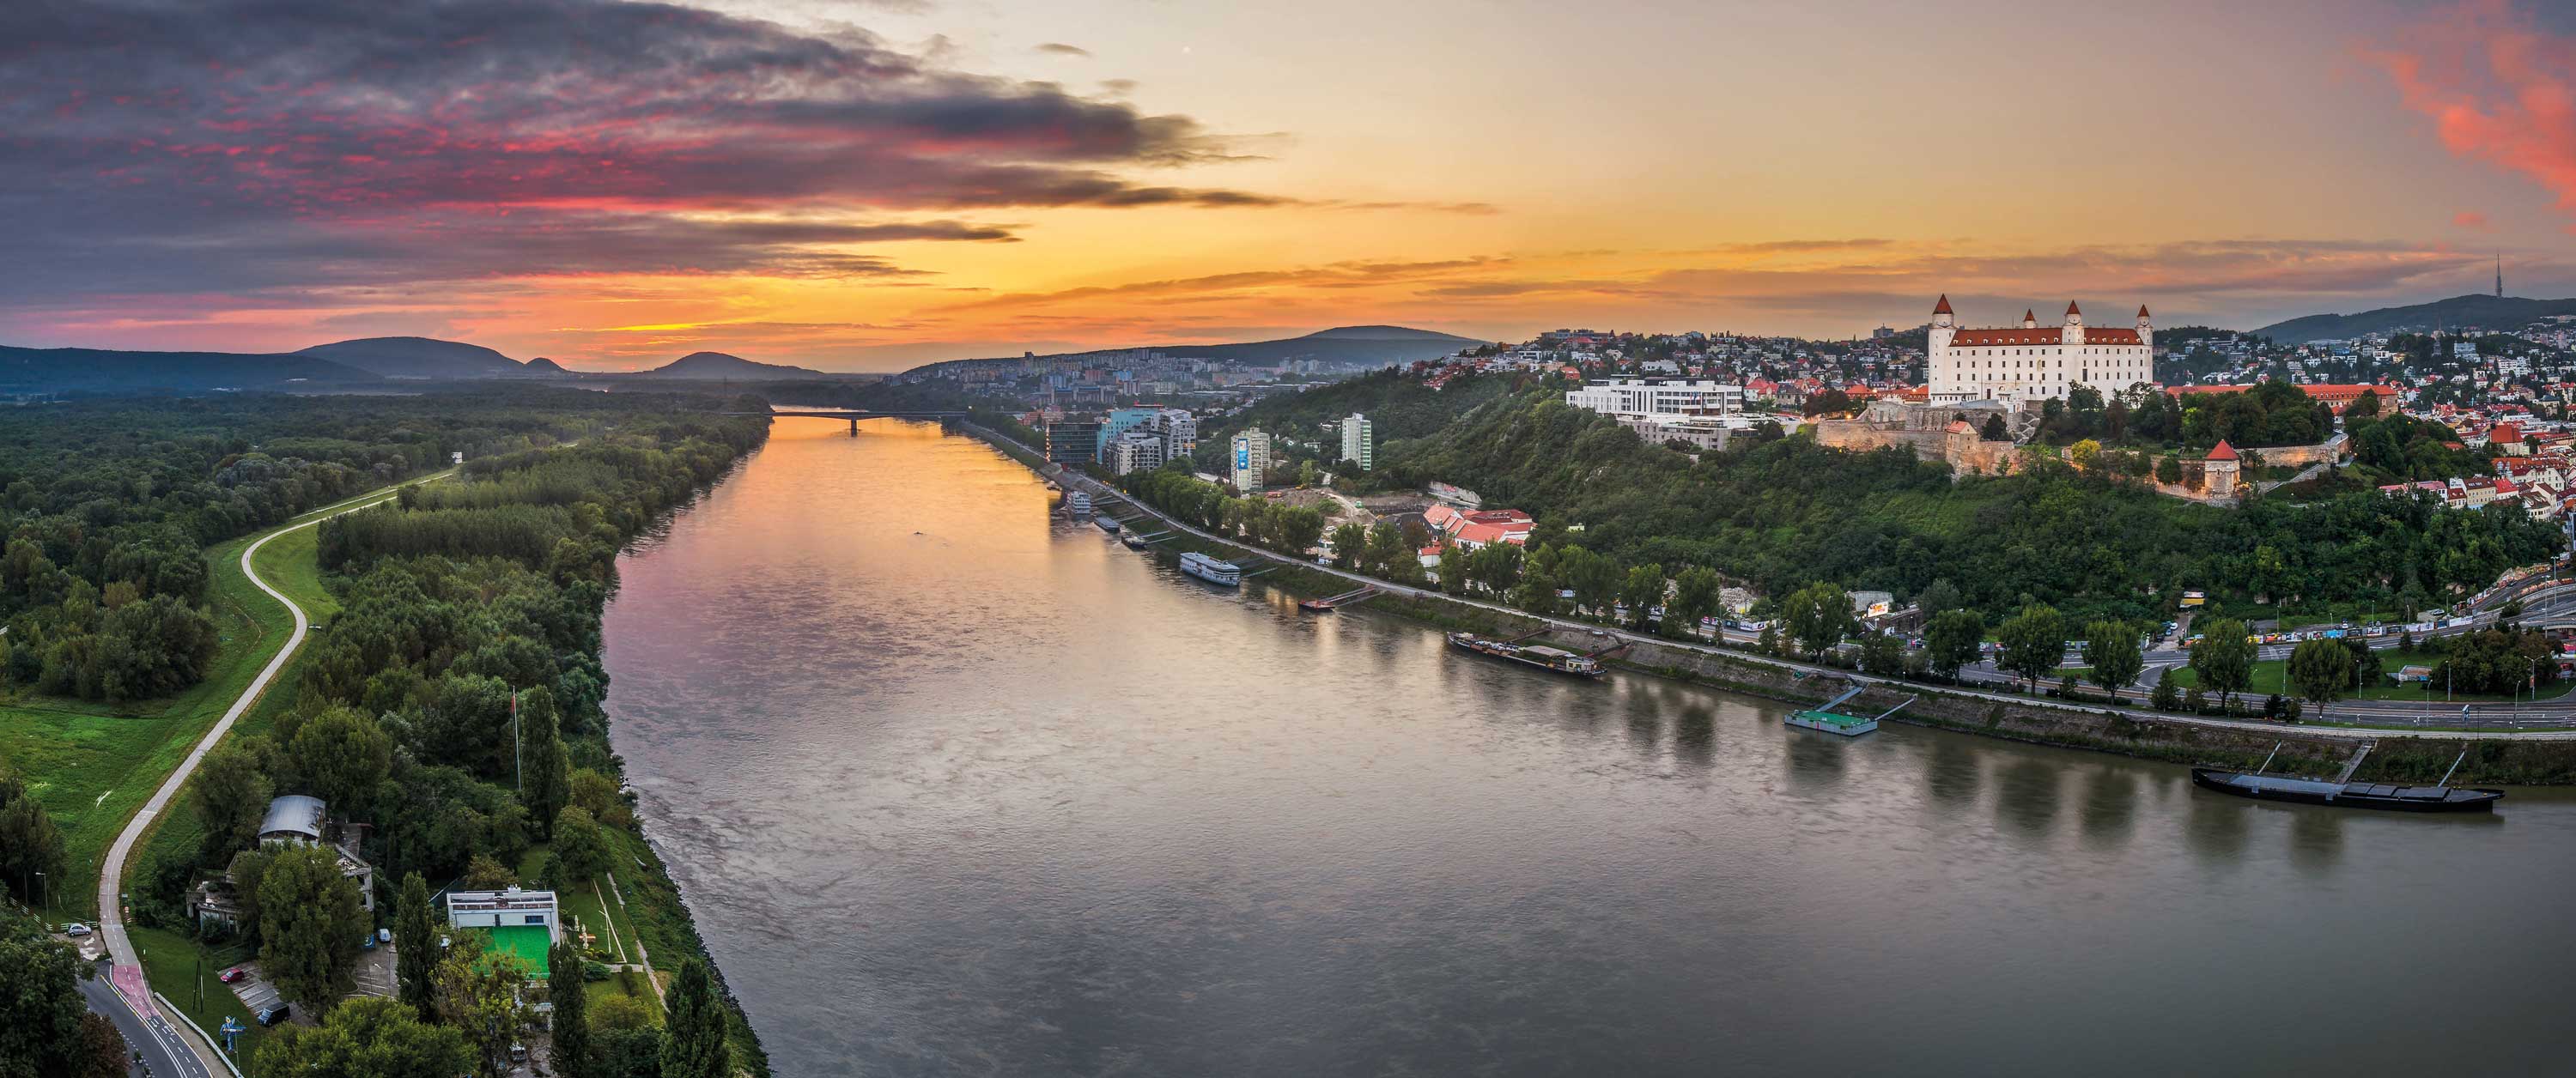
[2366,1,2576,226]
[2454,209,2490,228]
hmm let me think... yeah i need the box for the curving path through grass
[94,470,449,1014]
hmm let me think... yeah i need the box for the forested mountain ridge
[2254,294,2576,343]
[1,344,380,392]
[297,336,526,379]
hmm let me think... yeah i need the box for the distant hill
[640,351,831,380]
[0,345,380,393]
[2254,295,2576,343]
[927,325,1482,376]
[297,336,525,379]
[1296,325,1476,342]
[520,356,572,377]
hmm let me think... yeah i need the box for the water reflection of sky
[605,419,2576,1078]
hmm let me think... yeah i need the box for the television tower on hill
[2497,251,2504,299]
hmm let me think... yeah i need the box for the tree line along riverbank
[962,423,2576,787]
[3,391,776,1076]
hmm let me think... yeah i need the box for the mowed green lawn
[3,471,447,919]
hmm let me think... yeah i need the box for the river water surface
[605,419,2575,1077]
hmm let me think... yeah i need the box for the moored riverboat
[1445,632,1604,678]
[1096,515,1121,534]
[1180,551,1241,586]
[2189,768,2502,813]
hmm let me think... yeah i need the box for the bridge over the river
[726,409,972,433]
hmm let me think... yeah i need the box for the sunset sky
[8,0,2576,371]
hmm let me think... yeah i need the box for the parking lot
[223,941,401,1023]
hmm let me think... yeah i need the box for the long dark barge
[2189,768,2502,813]
[1446,631,1604,679]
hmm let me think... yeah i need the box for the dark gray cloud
[1035,42,1092,58]
[0,0,1281,314]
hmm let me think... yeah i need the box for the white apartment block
[1340,413,1374,471]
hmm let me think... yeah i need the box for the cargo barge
[1445,632,1604,678]
[2189,768,2501,813]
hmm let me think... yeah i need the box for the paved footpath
[91,472,448,1070]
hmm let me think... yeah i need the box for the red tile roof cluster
[1425,504,1534,548]
[1946,327,2142,347]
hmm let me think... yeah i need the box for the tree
[224,847,276,942]
[1618,563,1664,628]
[1667,566,1724,639]
[550,938,592,1078]
[1914,578,1962,619]
[595,1025,666,1078]
[1996,604,2067,693]
[2287,638,2354,709]
[1979,414,2009,441]
[1857,632,1906,676]
[73,1013,131,1078]
[2190,618,2257,712]
[553,805,611,885]
[1781,581,1856,660]
[660,958,732,1078]
[2344,635,2385,688]
[249,996,472,1078]
[2155,453,2184,484]
[0,794,65,907]
[191,737,273,859]
[2081,621,2145,698]
[2068,438,2101,473]
[1327,522,1366,570]
[0,911,94,1078]
[258,845,368,1014]
[290,706,392,817]
[1435,543,1469,595]
[463,853,514,891]
[517,689,571,839]
[434,936,536,1078]
[1755,623,1781,656]
[2151,676,2183,711]
[394,873,440,1023]
[1923,609,1985,682]
[1562,546,1622,618]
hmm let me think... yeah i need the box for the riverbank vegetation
[0,390,775,1075]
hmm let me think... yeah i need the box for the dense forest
[1186,367,1515,483]
[0,394,662,702]
[0,390,776,1076]
[1379,386,2557,626]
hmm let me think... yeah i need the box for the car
[219,966,248,984]
[255,1004,290,1027]
[379,928,392,945]
[361,933,377,950]
[61,923,91,937]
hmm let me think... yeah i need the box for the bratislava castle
[1925,294,2152,405]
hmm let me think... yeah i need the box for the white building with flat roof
[1566,378,1744,419]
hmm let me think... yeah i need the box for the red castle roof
[1933,294,1953,314]
[2206,439,2239,461]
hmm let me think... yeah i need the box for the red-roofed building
[1928,296,2153,405]
[2164,383,2397,414]
[1425,504,1535,549]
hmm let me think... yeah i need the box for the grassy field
[3,471,446,919]
[2163,649,2576,703]
[248,525,338,625]
[129,923,264,1063]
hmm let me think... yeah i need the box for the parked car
[379,928,392,945]
[61,923,91,937]
[219,966,248,984]
[361,933,377,950]
[256,1004,290,1027]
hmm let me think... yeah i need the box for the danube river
[605,419,2575,1077]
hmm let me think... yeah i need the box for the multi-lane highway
[78,966,214,1078]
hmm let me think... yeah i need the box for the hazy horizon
[8,0,2576,372]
